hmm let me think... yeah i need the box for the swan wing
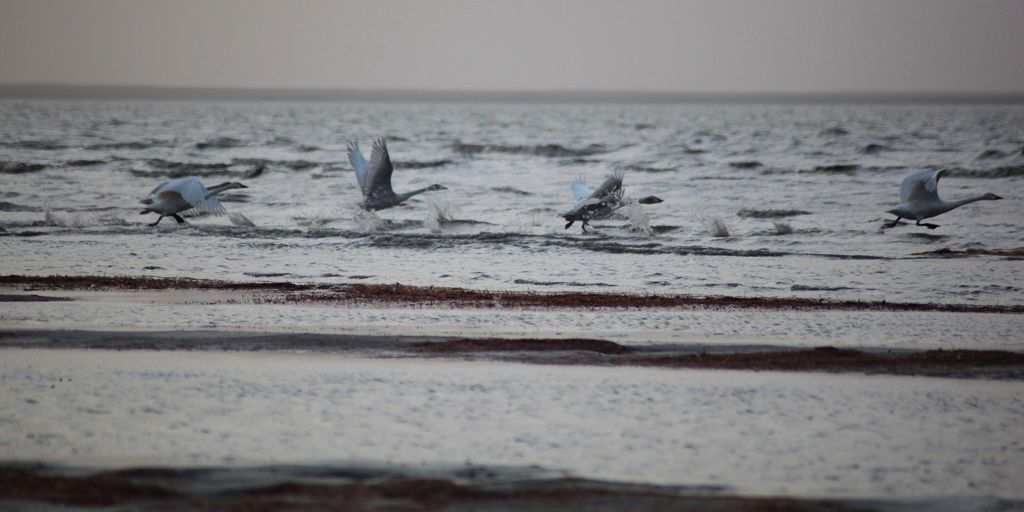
[155,177,227,216]
[141,182,166,204]
[347,141,370,190]
[591,171,624,200]
[158,177,208,206]
[190,196,228,216]
[900,169,945,203]
[363,137,396,198]
[570,178,594,202]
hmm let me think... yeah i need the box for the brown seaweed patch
[511,347,1024,379]
[412,338,632,355]
[3,275,1023,313]
[915,247,1024,259]
[0,467,180,506]
[0,465,844,511]
[0,274,312,291]
[0,294,74,302]
[617,347,1024,373]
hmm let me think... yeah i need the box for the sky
[1,0,1023,95]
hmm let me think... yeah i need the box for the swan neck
[946,195,991,210]
[204,183,235,199]
[396,187,433,201]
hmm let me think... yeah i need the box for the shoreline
[3,274,1022,313]
[4,329,1023,380]
[3,462,998,512]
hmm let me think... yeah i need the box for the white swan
[883,169,1001,229]
[140,176,248,226]
[347,138,446,211]
[561,171,663,232]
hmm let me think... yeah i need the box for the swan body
[140,177,248,226]
[347,138,447,211]
[562,171,663,232]
[883,169,1001,229]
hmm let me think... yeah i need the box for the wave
[232,158,320,171]
[0,201,43,212]
[1,140,67,150]
[947,165,1024,178]
[129,158,266,179]
[85,140,171,151]
[791,284,853,291]
[0,161,48,174]
[513,278,615,287]
[860,144,890,154]
[803,164,860,174]
[727,161,762,169]
[976,149,1008,160]
[146,158,230,171]
[913,247,1024,259]
[66,159,106,167]
[452,142,610,158]
[195,136,246,150]
[394,159,454,169]
[819,126,849,137]
[492,186,533,196]
[622,164,677,173]
[737,208,811,218]
[244,271,291,278]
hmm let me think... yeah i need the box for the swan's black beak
[638,196,664,204]
[238,183,249,188]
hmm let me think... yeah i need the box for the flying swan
[561,171,663,232]
[883,169,1001,229]
[347,138,447,210]
[140,176,248,226]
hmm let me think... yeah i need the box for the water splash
[773,221,793,235]
[619,202,652,234]
[706,217,731,238]
[229,212,256,228]
[349,205,387,232]
[43,209,90,228]
[424,199,457,232]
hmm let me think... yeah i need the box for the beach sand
[2,274,1023,511]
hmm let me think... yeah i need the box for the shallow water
[2,294,1023,350]
[2,99,1023,305]
[2,349,1022,499]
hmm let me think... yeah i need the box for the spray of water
[773,221,793,235]
[43,209,89,228]
[293,211,332,228]
[424,199,456,232]
[229,212,256,227]
[349,205,387,232]
[620,202,652,234]
[706,217,731,237]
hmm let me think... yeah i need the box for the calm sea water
[1,99,1022,304]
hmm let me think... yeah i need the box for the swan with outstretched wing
[561,171,662,232]
[140,177,247,226]
[347,138,446,211]
[883,169,1001,229]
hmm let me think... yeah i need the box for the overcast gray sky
[1,0,1022,94]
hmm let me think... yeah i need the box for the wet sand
[3,273,1022,313]
[1,463,1004,512]
[4,349,1023,507]
[3,329,1023,379]
[3,274,1023,509]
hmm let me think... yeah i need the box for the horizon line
[2,83,1024,104]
